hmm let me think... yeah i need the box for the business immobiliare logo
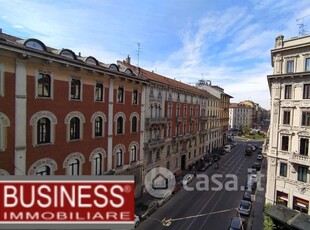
[0,176,134,229]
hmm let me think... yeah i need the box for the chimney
[78,52,81,57]
[0,28,2,33]
[125,55,131,64]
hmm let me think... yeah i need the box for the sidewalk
[247,158,267,230]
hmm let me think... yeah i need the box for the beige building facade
[265,34,310,214]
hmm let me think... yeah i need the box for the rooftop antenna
[296,15,310,36]
[137,42,141,67]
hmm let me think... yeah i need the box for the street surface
[136,140,265,230]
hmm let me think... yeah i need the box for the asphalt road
[136,140,264,230]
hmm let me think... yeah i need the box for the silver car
[238,200,252,216]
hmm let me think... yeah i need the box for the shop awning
[287,213,310,230]
[265,204,299,224]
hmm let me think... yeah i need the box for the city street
[136,140,265,230]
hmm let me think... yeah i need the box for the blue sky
[1,0,310,109]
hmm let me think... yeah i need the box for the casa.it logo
[0,176,134,229]
[145,167,175,198]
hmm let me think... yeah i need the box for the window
[279,163,287,177]
[131,116,137,133]
[284,85,292,99]
[156,148,160,160]
[298,166,308,182]
[94,117,103,137]
[281,136,289,151]
[70,78,81,100]
[132,90,138,104]
[131,145,137,162]
[0,113,10,151]
[167,145,170,156]
[95,83,103,102]
[306,58,310,71]
[287,60,294,73]
[37,118,51,144]
[70,117,80,140]
[37,73,51,98]
[283,111,291,125]
[69,159,80,175]
[116,148,123,167]
[117,117,124,134]
[301,111,310,126]
[0,63,4,96]
[300,138,309,156]
[93,153,103,175]
[303,84,310,99]
[117,86,124,103]
[36,165,51,175]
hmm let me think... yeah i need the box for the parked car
[197,163,209,172]
[134,215,140,228]
[135,200,158,220]
[212,154,220,162]
[252,162,261,171]
[243,190,252,202]
[156,190,172,206]
[205,157,214,166]
[181,174,194,186]
[257,154,263,161]
[224,144,231,152]
[228,217,246,230]
[238,200,252,216]
[246,177,257,192]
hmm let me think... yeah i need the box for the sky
[1,0,310,109]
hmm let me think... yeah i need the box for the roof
[265,204,299,224]
[229,103,252,108]
[0,31,147,83]
[287,213,310,230]
[118,60,218,99]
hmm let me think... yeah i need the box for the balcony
[200,115,208,121]
[144,139,165,149]
[145,117,166,126]
[289,153,310,167]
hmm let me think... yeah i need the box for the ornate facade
[265,34,310,214]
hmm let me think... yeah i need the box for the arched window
[116,148,123,167]
[63,152,85,175]
[70,117,80,140]
[90,148,106,175]
[69,158,80,175]
[117,117,124,134]
[28,158,57,175]
[0,113,10,151]
[95,117,103,137]
[30,111,57,146]
[36,165,51,175]
[131,145,137,162]
[93,153,103,175]
[132,116,137,133]
[37,117,51,144]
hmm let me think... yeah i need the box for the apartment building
[195,80,232,147]
[265,34,310,215]
[229,103,253,130]
[118,61,231,186]
[0,31,232,198]
[0,32,146,197]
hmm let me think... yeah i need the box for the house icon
[152,173,168,190]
